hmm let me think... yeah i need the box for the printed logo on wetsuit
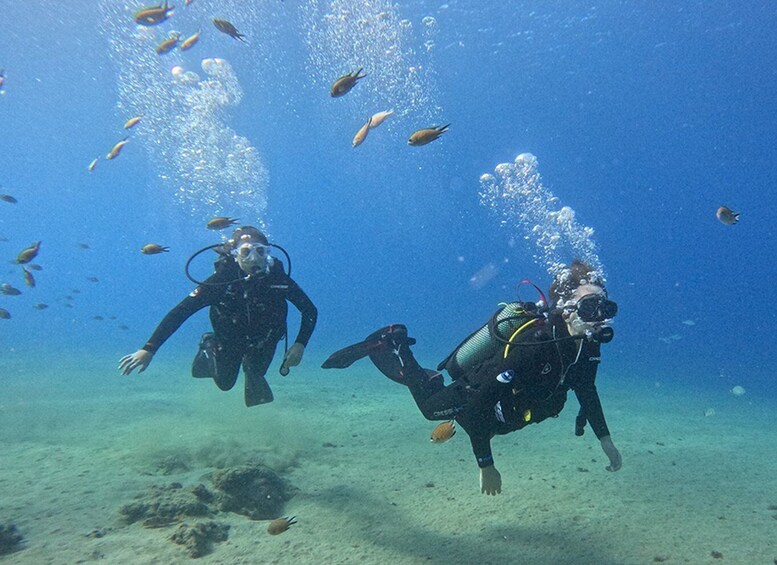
[189,287,202,297]
[588,356,601,362]
[541,363,552,375]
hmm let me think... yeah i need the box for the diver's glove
[280,342,305,376]
[599,435,622,472]
[119,349,153,375]
[479,465,502,495]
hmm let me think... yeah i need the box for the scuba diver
[322,260,621,495]
[119,226,318,407]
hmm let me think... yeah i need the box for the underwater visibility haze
[0,1,776,563]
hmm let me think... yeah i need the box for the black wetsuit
[141,256,317,406]
[368,311,611,469]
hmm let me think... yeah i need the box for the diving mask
[565,294,618,323]
[233,242,270,275]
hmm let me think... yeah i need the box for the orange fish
[267,516,297,535]
[156,33,180,54]
[352,117,372,148]
[408,124,449,146]
[180,30,201,51]
[22,267,35,288]
[106,138,129,160]
[133,2,174,26]
[124,116,142,129]
[16,241,41,264]
[141,243,170,255]
[369,109,394,129]
[330,68,366,97]
[207,216,239,230]
[430,420,456,443]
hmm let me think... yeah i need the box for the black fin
[322,324,413,369]
[322,338,386,369]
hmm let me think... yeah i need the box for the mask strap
[516,279,548,306]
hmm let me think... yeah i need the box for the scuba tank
[437,301,545,380]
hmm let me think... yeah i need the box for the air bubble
[479,153,604,280]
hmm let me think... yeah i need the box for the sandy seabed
[1,355,776,565]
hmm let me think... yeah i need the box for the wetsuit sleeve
[572,366,611,439]
[467,428,497,468]
[285,276,318,346]
[141,274,222,354]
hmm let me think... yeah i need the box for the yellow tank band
[503,319,540,358]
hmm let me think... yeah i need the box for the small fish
[408,124,450,146]
[109,315,117,320]
[207,216,239,230]
[88,158,98,172]
[87,276,99,283]
[1,283,21,296]
[106,138,129,160]
[141,243,170,255]
[93,315,105,321]
[180,30,201,51]
[430,420,456,443]
[369,109,394,129]
[118,324,130,330]
[330,68,366,97]
[156,33,180,55]
[267,516,297,535]
[352,117,372,148]
[0,194,18,204]
[22,268,35,288]
[71,289,81,294]
[212,19,247,42]
[78,243,90,249]
[27,264,43,271]
[16,241,41,264]
[716,206,739,225]
[133,2,174,26]
[33,303,48,310]
[124,116,142,129]
[0,308,10,320]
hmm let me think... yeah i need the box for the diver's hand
[599,435,622,472]
[119,350,153,375]
[280,342,305,375]
[479,465,502,495]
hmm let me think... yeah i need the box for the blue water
[2,2,774,392]
[1,1,777,562]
